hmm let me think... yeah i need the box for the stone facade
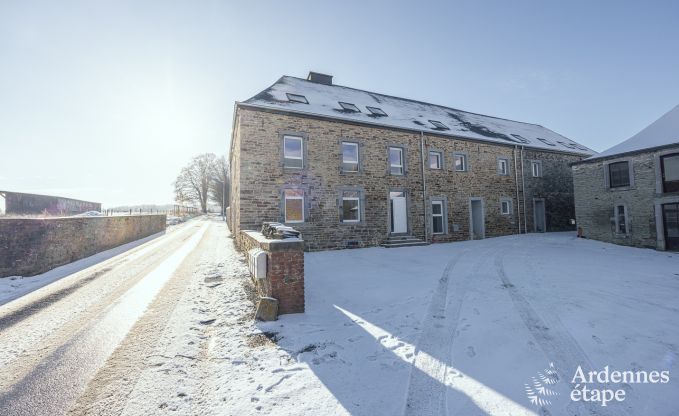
[573,145,679,250]
[230,106,585,251]
[0,215,166,278]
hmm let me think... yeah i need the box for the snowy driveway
[256,233,679,416]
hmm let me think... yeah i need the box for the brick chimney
[307,71,333,85]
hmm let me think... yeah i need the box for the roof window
[510,134,530,144]
[366,106,387,117]
[428,120,449,130]
[338,102,360,112]
[286,93,309,104]
[557,140,577,149]
[537,137,556,146]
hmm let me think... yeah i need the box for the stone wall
[0,215,166,278]
[573,146,679,249]
[239,231,305,315]
[0,191,101,216]
[230,107,585,250]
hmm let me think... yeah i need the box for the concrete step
[381,236,429,248]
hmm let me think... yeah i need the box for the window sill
[608,186,635,192]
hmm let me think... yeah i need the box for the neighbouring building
[0,190,101,216]
[573,104,679,251]
[229,72,594,251]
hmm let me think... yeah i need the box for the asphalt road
[0,217,210,416]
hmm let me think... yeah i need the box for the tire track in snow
[403,246,495,416]
[494,249,632,416]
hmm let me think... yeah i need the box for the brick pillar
[266,241,305,314]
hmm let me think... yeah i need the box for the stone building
[0,190,101,216]
[573,104,679,251]
[229,72,593,250]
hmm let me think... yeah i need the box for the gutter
[514,145,521,233]
[420,131,428,243]
[520,146,527,233]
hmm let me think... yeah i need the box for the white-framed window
[284,189,304,223]
[283,135,303,169]
[429,151,442,169]
[614,204,628,234]
[531,160,542,177]
[498,158,509,175]
[431,200,445,234]
[341,191,361,223]
[389,147,404,175]
[454,153,467,172]
[341,142,359,172]
[500,198,512,215]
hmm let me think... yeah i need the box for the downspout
[520,145,527,233]
[420,131,428,242]
[514,145,521,234]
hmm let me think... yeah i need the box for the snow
[219,232,676,415]
[588,104,679,160]
[243,76,595,156]
[73,211,104,217]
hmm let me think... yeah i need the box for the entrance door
[390,192,407,234]
[663,203,679,251]
[470,199,484,239]
[534,199,546,233]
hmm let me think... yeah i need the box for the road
[0,216,249,416]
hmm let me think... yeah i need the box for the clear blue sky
[1,0,677,206]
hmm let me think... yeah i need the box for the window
[366,106,387,116]
[286,93,308,104]
[661,153,679,193]
[557,140,577,149]
[608,161,630,188]
[429,151,442,169]
[283,135,303,168]
[510,134,530,144]
[454,153,467,172]
[431,201,444,234]
[615,204,628,234]
[429,120,449,130]
[498,158,509,175]
[340,142,359,172]
[537,137,556,146]
[531,160,542,177]
[341,191,361,223]
[500,198,512,215]
[284,189,304,223]
[338,102,360,112]
[389,147,404,175]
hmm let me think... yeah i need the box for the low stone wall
[0,215,166,278]
[239,230,305,316]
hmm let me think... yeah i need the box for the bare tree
[209,155,229,216]
[173,153,217,213]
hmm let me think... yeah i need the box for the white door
[391,197,407,233]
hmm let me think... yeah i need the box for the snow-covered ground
[219,232,678,416]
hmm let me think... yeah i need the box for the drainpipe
[420,131,428,242]
[514,145,521,234]
[520,145,527,233]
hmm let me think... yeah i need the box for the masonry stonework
[230,107,585,251]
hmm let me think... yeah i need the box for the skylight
[557,140,577,149]
[510,134,530,144]
[338,102,360,112]
[428,120,449,130]
[537,137,556,146]
[366,106,387,117]
[286,93,309,104]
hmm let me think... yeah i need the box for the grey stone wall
[0,215,166,278]
[230,107,585,251]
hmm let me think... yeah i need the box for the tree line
[173,153,230,214]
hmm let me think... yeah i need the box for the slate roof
[584,104,679,161]
[241,75,595,156]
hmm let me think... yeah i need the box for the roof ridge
[282,75,544,128]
